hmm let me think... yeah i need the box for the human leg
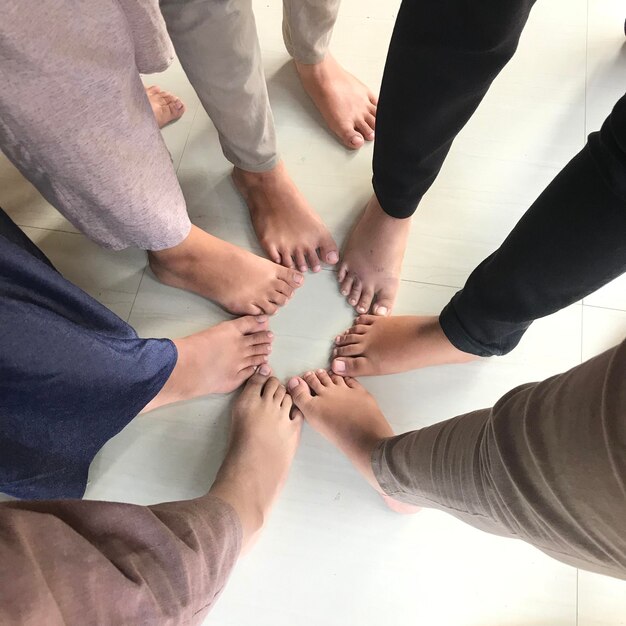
[0,369,302,624]
[291,347,626,579]
[339,0,536,313]
[0,209,272,498]
[159,0,338,272]
[283,0,378,150]
[333,92,626,374]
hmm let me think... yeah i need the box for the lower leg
[209,367,302,550]
[282,0,377,149]
[148,225,303,316]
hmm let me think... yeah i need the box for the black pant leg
[372,0,536,217]
[440,94,626,356]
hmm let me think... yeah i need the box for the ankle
[233,162,283,187]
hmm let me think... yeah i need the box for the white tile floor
[1,0,625,624]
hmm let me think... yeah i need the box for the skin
[337,195,411,316]
[210,366,303,551]
[287,369,419,514]
[331,315,478,377]
[232,161,338,273]
[148,225,303,316]
[295,54,377,150]
[141,315,274,413]
[145,85,186,129]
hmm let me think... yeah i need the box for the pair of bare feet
[206,363,418,553]
[143,54,401,321]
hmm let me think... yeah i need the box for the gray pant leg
[373,344,626,580]
[160,0,279,172]
[0,0,191,250]
[0,495,241,624]
[282,0,341,64]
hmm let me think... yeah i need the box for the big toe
[373,292,396,317]
[287,376,313,410]
[243,364,273,394]
[332,356,369,377]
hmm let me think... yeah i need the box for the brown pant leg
[0,495,242,625]
[372,343,626,579]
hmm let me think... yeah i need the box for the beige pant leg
[282,0,341,64]
[372,343,626,580]
[0,0,190,250]
[160,0,278,172]
[0,495,241,624]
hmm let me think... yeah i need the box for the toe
[356,118,375,142]
[287,376,313,409]
[273,384,287,405]
[280,268,304,289]
[305,248,321,273]
[250,343,272,357]
[247,330,273,346]
[302,370,325,395]
[335,333,361,346]
[332,356,368,376]
[337,262,348,282]
[315,369,333,386]
[293,249,308,273]
[234,315,269,334]
[267,244,282,266]
[334,344,364,357]
[242,363,272,393]
[348,278,363,309]
[356,288,375,315]
[355,315,376,326]
[344,376,362,389]
[340,274,354,298]
[339,123,364,150]
[289,406,304,422]
[259,301,278,316]
[369,92,379,106]
[244,354,270,368]
[262,376,281,398]
[330,374,347,386]
[373,295,394,317]
[270,292,288,307]
[277,248,295,269]
[348,324,371,335]
[319,240,339,266]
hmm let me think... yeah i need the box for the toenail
[341,290,349,296]
[375,306,388,316]
[316,369,325,373]
[327,251,339,264]
[268,331,274,338]
[335,335,341,343]
[299,265,307,272]
[358,306,366,313]
[313,265,321,272]
[288,378,300,390]
[332,348,337,356]
[257,315,268,322]
[349,299,356,306]
[294,273,304,284]
[259,364,271,375]
[333,359,346,373]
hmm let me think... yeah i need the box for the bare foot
[338,194,410,315]
[145,85,186,129]
[148,225,303,315]
[232,161,338,272]
[332,315,478,377]
[295,54,377,150]
[210,367,302,551]
[288,370,418,514]
[141,316,274,413]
